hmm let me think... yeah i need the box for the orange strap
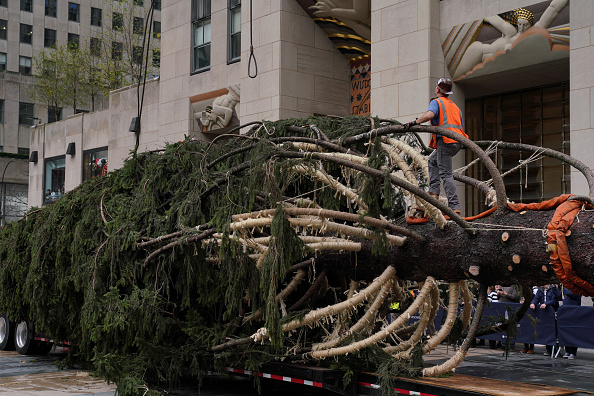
[508,195,594,297]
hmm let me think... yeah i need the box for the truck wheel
[34,340,54,355]
[0,315,15,351]
[14,320,34,355]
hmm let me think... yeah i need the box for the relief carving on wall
[443,0,569,81]
[191,85,240,134]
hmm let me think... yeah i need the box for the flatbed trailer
[225,362,577,396]
[0,314,65,355]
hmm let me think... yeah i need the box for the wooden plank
[410,373,575,396]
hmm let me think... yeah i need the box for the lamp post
[1,158,17,226]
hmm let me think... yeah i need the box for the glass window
[192,0,211,72]
[91,7,102,26]
[83,148,108,181]
[68,33,79,50]
[133,46,143,64]
[90,37,101,56]
[228,0,241,62]
[134,0,143,6]
[0,100,4,124]
[153,49,160,67]
[0,53,6,71]
[112,41,123,60]
[153,0,161,10]
[464,83,570,214]
[20,24,33,44]
[68,2,80,22]
[0,0,6,7]
[192,20,211,71]
[44,29,57,48]
[44,157,65,203]
[153,21,161,39]
[133,17,144,35]
[48,107,62,123]
[19,56,32,75]
[19,102,34,125]
[45,0,57,17]
[21,0,32,12]
[0,20,6,40]
[112,12,123,31]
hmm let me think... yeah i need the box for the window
[68,2,80,22]
[153,21,161,39]
[91,7,102,26]
[90,37,101,56]
[74,108,89,114]
[112,12,123,31]
[0,53,6,71]
[20,24,33,44]
[45,0,57,17]
[44,29,57,48]
[228,0,241,62]
[153,49,160,67]
[153,0,161,10]
[19,102,34,125]
[48,107,62,123]
[133,17,144,35]
[0,0,6,7]
[465,83,571,214]
[0,100,4,124]
[192,0,211,72]
[19,56,32,75]
[44,156,65,203]
[83,147,108,181]
[112,41,123,60]
[21,0,32,12]
[68,33,79,50]
[134,0,143,6]
[133,46,143,64]
[0,20,6,40]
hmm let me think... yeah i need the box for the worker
[403,78,467,215]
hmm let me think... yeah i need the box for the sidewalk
[424,343,594,395]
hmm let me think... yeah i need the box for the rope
[248,0,258,78]
[508,194,594,296]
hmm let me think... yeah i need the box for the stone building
[0,0,160,221]
[28,0,594,217]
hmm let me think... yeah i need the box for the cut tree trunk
[313,208,594,286]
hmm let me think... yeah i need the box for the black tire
[14,320,34,355]
[34,340,54,355]
[0,314,15,351]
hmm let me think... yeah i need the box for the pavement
[424,343,594,395]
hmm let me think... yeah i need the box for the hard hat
[436,78,453,95]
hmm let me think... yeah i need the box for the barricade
[406,302,593,348]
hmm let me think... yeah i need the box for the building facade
[0,0,160,219]
[28,0,594,216]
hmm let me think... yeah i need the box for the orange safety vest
[428,97,468,149]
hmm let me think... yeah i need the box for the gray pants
[428,138,461,210]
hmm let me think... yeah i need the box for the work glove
[402,120,417,130]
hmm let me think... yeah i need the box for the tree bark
[312,208,594,287]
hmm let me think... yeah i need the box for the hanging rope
[248,0,258,78]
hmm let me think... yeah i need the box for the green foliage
[0,116,421,395]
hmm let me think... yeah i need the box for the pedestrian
[562,286,581,359]
[487,286,500,350]
[522,286,539,354]
[403,78,468,216]
[530,284,562,356]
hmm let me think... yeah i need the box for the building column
[569,0,594,196]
